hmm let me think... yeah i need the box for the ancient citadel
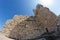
[0,4,60,40]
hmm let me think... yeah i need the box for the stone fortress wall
[1,4,58,40]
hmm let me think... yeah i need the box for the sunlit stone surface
[1,4,58,40]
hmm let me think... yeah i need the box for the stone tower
[33,4,57,31]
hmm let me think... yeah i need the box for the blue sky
[0,0,60,30]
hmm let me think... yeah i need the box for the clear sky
[0,0,60,30]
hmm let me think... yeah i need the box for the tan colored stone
[1,4,58,40]
[33,4,57,31]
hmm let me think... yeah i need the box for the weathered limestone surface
[2,15,43,40]
[33,4,57,31]
[1,4,58,40]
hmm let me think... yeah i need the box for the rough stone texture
[33,4,57,32]
[2,15,44,40]
[1,4,57,40]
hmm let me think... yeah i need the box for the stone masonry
[1,4,58,40]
